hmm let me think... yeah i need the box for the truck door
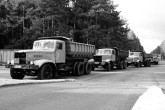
[140,52,143,62]
[112,50,116,61]
[55,41,65,63]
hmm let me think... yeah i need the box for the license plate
[14,65,21,68]
[95,62,99,64]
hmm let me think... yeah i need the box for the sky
[113,0,165,53]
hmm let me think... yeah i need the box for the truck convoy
[127,51,152,67]
[92,48,129,71]
[6,36,95,79]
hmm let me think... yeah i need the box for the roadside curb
[0,78,77,87]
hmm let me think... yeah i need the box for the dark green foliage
[0,0,143,51]
[151,46,161,54]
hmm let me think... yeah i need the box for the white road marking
[132,86,165,110]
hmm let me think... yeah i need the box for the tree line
[0,0,143,51]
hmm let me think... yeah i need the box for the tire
[38,64,53,80]
[76,62,84,76]
[121,61,124,69]
[144,61,147,67]
[123,61,127,69]
[145,61,150,67]
[72,62,78,75]
[84,62,92,75]
[118,62,123,70]
[107,63,111,71]
[155,62,158,65]
[136,62,140,67]
[148,61,151,67]
[140,62,142,67]
[10,69,25,79]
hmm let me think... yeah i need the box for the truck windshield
[33,40,55,50]
[129,52,140,56]
[96,49,112,55]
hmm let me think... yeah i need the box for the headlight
[7,60,14,64]
[30,61,35,65]
[105,59,110,62]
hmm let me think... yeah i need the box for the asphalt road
[0,60,165,110]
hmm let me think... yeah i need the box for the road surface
[0,61,165,110]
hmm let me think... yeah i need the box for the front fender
[33,59,55,68]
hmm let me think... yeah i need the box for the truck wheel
[118,62,123,70]
[148,61,151,67]
[136,62,140,67]
[123,61,127,69]
[72,62,78,76]
[107,63,111,71]
[84,62,92,75]
[146,61,149,67]
[38,64,53,80]
[140,62,142,67]
[76,62,84,76]
[10,69,25,79]
[144,61,147,67]
[145,61,150,67]
[155,62,158,65]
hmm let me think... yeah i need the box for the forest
[0,0,144,51]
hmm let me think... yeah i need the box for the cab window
[56,43,63,50]
[112,50,115,54]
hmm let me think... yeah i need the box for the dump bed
[144,54,153,58]
[118,50,129,59]
[66,42,95,58]
[113,47,128,60]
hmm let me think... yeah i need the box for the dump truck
[6,36,95,79]
[127,51,152,67]
[151,54,159,65]
[92,47,129,71]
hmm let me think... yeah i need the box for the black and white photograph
[0,0,165,110]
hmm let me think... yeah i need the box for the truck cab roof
[37,36,72,42]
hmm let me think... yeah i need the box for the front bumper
[94,61,106,66]
[5,64,39,69]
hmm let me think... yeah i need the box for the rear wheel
[135,62,140,67]
[38,64,53,80]
[118,62,123,70]
[10,69,25,79]
[72,62,78,75]
[148,61,151,67]
[76,62,84,76]
[155,61,158,65]
[123,61,127,69]
[84,62,92,75]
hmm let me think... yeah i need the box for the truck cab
[151,54,159,65]
[6,37,68,79]
[127,51,151,67]
[93,48,128,71]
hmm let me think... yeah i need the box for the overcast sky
[114,0,165,53]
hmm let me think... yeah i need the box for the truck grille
[14,52,26,64]
[94,56,102,62]
[127,58,132,62]
[15,52,26,58]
